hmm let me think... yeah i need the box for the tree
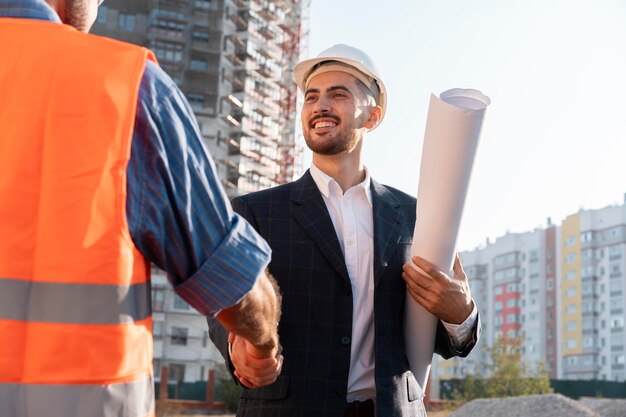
[454,336,553,401]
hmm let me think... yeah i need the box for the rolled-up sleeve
[174,214,270,316]
[126,61,270,316]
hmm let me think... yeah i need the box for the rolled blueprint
[404,88,490,389]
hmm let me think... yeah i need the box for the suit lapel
[371,179,404,286]
[291,171,351,285]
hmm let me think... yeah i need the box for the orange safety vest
[0,18,157,417]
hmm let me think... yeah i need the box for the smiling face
[301,71,379,156]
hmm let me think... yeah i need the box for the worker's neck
[312,153,365,194]
[44,0,64,17]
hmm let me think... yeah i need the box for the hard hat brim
[293,55,387,124]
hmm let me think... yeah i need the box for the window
[168,364,185,382]
[506,267,522,278]
[153,320,164,337]
[610,280,623,294]
[171,326,188,345]
[564,236,577,247]
[565,303,577,314]
[173,294,190,310]
[150,8,186,21]
[529,249,539,262]
[546,279,554,290]
[565,252,577,264]
[152,287,165,312]
[187,93,205,106]
[152,41,183,63]
[610,298,623,310]
[609,245,622,260]
[565,270,577,281]
[611,317,624,329]
[195,0,213,9]
[610,264,622,278]
[566,339,578,349]
[494,285,503,295]
[494,301,503,311]
[582,265,595,278]
[565,287,577,298]
[190,59,208,72]
[150,18,185,38]
[192,31,210,42]
[96,6,107,24]
[118,13,136,31]
[506,299,518,308]
[506,314,518,324]
[580,231,594,243]
[565,321,577,331]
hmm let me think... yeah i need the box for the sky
[301,0,626,252]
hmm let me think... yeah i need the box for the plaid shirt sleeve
[126,61,270,316]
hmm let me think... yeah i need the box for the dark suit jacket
[209,171,478,417]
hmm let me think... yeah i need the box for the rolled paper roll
[404,88,490,389]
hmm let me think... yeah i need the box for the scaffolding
[222,0,310,195]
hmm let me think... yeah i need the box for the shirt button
[340,336,351,346]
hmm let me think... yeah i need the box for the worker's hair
[353,77,378,107]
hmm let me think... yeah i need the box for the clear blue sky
[303,0,626,251]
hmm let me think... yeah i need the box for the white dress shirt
[309,164,477,403]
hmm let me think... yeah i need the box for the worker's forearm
[216,271,281,357]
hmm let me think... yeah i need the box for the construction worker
[0,1,282,416]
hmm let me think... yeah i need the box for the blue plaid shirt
[0,0,271,316]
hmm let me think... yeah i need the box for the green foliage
[217,377,241,412]
[453,336,553,401]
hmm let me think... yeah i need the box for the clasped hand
[228,332,284,389]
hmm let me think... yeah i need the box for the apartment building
[432,195,626,391]
[92,0,308,383]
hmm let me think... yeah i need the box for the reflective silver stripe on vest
[0,278,150,324]
[0,376,154,417]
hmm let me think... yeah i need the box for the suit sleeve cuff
[442,302,478,349]
[172,214,271,317]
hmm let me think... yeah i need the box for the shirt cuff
[172,214,271,317]
[442,302,478,349]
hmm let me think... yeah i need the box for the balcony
[226,53,245,66]
[257,25,276,41]
[229,12,249,31]
[256,64,274,79]
[147,26,185,43]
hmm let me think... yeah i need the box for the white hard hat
[294,44,388,124]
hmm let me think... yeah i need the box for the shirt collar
[0,0,62,23]
[310,163,373,207]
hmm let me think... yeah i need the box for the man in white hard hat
[209,44,479,417]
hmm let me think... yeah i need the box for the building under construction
[93,0,309,197]
[92,0,310,383]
